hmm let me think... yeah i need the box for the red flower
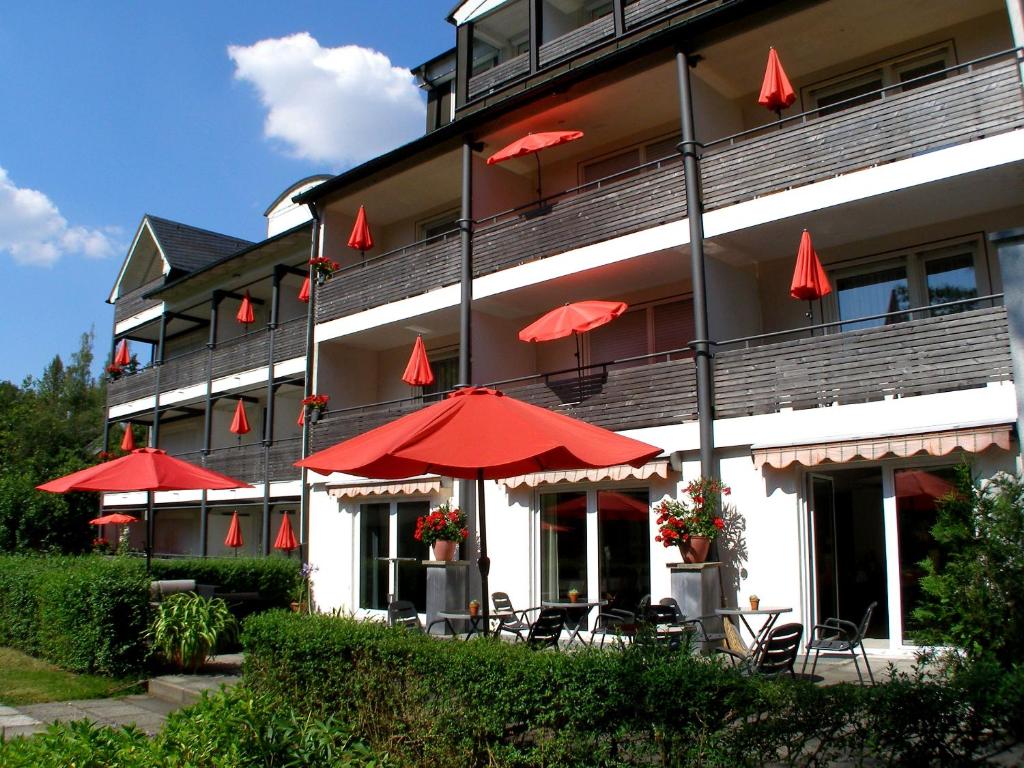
[714,517,725,529]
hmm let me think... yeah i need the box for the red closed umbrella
[401,335,435,387]
[347,205,373,255]
[114,339,131,367]
[791,230,831,327]
[487,130,584,203]
[274,512,298,553]
[120,422,136,452]
[38,448,251,570]
[758,47,796,117]
[224,511,244,552]
[90,513,139,525]
[230,399,251,436]
[297,386,660,631]
[237,291,255,325]
[298,276,310,303]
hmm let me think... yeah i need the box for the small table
[715,606,793,657]
[541,599,608,646]
[437,610,512,639]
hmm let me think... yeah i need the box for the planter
[568,593,579,603]
[309,408,322,423]
[290,601,308,613]
[432,540,458,561]
[678,536,711,564]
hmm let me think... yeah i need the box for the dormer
[264,175,332,238]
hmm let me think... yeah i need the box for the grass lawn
[0,647,143,706]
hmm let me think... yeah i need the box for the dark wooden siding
[113,278,163,325]
[274,319,307,360]
[212,332,269,380]
[107,366,158,406]
[159,349,208,392]
[624,0,719,29]
[538,15,614,68]
[713,306,1011,419]
[467,54,530,100]
[204,443,267,483]
[268,439,303,482]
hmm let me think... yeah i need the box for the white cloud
[0,167,120,267]
[228,33,426,168]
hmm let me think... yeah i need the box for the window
[581,134,679,185]
[471,0,529,75]
[807,44,953,116]
[541,0,612,46]
[358,500,432,612]
[832,238,985,331]
[588,297,694,367]
[422,356,460,402]
[418,210,460,242]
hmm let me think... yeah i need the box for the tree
[912,464,1024,666]
[0,330,105,553]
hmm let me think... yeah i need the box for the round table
[715,606,793,657]
[541,599,608,646]
[437,610,512,639]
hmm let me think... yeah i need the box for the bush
[0,555,149,676]
[149,593,238,671]
[151,556,300,608]
[242,612,1024,767]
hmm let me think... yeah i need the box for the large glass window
[597,490,650,612]
[540,492,588,602]
[471,0,529,75]
[358,500,432,613]
[924,251,978,315]
[359,503,390,610]
[397,501,430,612]
[835,266,910,331]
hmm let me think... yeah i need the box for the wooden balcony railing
[113,278,164,325]
[107,366,158,406]
[211,331,268,380]
[203,443,267,482]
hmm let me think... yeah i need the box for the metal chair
[387,600,446,635]
[526,608,566,650]
[802,601,877,684]
[589,608,636,647]
[657,597,724,650]
[718,622,804,677]
[491,591,544,642]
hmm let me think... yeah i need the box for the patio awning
[499,459,671,489]
[751,425,1014,470]
[327,475,448,499]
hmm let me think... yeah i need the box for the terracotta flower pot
[568,592,579,603]
[432,540,458,561]
[678,536,711,564]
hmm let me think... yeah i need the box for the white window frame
[578,132,680,186]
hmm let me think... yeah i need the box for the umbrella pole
[477,469,491,637]
[534,153,542,206]
[575,333,583,402]
[145,490,154,573]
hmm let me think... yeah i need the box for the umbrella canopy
[298,276,310,303]
[790,230,832,301]
[518,300,628,342]
[758,47,796,114]
[89,513,139,525]
[401,335,435,387]
[274,512,298,552]
[224,511,244,549]
[113,339,131,367]
[120,422,136,452]
[230,399,251,436]
[348,205,373,252]
[236,291,255,324]
[487,131,584,165]
[297,386,660,633]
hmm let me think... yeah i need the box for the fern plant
[148,592,237,672]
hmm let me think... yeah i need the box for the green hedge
[0,556,150,676]
[242,612,1024,767]
[151,556,300,607]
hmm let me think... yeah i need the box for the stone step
[147,673,240,706]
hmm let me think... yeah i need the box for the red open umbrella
[348,205,373,255]
[230,399,251,437]
[224,510,244,552]
[90,513,139,525]
[297,386,660,632]
[759,47,796,118]
[237,291,255,325]
[298,276,310,303]
[274,511,298,553]
[401,335,435,387]
[38,448,251,569]
[114,339,131,368]
[120,422,136,453]
[487,130,584,204]
[519,300,628,400]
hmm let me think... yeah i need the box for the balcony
[113,278,163,326]
[317,56,1024,327]
[311,306,1010,453]
[201,439,303,485]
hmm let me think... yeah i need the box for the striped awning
[328,476,448,499]
[499,459,671,489]
[752,425,1014,470]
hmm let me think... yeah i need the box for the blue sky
[0,1,453,384]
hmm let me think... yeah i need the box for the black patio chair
[526,608,566,650]
[387,600,446,635]
[801,601,877,684]
[492,591,545,642]
[589,608,636,647]
[718,622,804,677]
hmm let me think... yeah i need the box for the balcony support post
[151,311,168,448]
[262,456,272,556]
[458,138,477,388]
[675,49,715,480]
[265,268,283,447]
[612,0,626,36]
[529,0,541,74]
[203,291,222,457]
[199,493,208,557]
[298,209,321,561]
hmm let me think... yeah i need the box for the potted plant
[413,501,468,561]
[147,593,237,672]
[106,363,123,382]
[309,256,341,285]
[654,477,730,563]
[291,562,317,613]
[468,599,480,617]
[749,594,760,610]
[567,586,579,604]
[302,394,330,423]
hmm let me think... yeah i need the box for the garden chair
[387,600,446,635]
[491,591,544,642]
[801,601,877,684]
[589,608,636,647]
[717,622,804,677]
[526,608,566,650]
[657,597,725,651]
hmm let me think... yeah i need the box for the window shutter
[652,299,693,358]
[589,309,647,366]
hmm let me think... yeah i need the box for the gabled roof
[145,215,253,273]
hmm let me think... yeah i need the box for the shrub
[149,593,237,671]
[151,556,300,608]
[0,555,149,676]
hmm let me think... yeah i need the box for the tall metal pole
[298,210,320,562]
[676,49,715,479]
[458,139,474,388]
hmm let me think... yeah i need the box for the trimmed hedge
[243,612,1024,767]
[151,556,300,608]
[0,556,150,676]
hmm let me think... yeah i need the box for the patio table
[437,609,513,639]
[715,606,792,658]
[541,599,608,646]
